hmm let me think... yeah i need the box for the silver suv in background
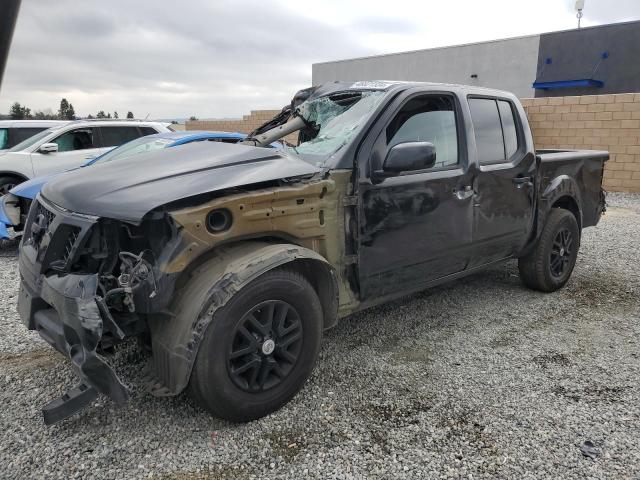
[0,120,172,193]
[0,120,68,153]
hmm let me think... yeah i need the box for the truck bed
[536,149,608,228]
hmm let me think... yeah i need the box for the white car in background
[0,120,172,193]
[0,120,68,153]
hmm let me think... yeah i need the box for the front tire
[518,208,580,292]
[0,176,21,196]
[189,268,323,422]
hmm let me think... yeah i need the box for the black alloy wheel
[227,300,303,392]
[549,228,573,278]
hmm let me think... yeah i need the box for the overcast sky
[1,0,639,119]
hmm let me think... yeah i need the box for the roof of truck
[320,80,518,98]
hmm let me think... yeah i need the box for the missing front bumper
[18,256,130,423]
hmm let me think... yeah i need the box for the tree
[96,110,107,119]
[86,114,95,119]
[126,111,134,119]
[113,111,119,119]
[58,98,70,119]
[107,112,112,119]
[189,116,198,121]
[9,102,31,119]
[66,103,76,120]
[33,108,56,120]
[10,102,23,119]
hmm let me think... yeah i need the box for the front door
[31,127,103,176]
[357,93,474,300]
[467,97,536,267]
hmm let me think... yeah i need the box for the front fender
[146,241,337,397]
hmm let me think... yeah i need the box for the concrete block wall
[186,110,298,145]
[522,93,640,193]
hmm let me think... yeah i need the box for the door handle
[513,176,533,188]
[453,185,474,200]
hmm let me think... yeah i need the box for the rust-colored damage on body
[165,169,359,315]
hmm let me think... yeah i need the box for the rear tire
[189,268,323,422]
[518,208,580,292]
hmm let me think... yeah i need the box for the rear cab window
[468,97,521,165]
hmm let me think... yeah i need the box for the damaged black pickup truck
[18,81,607,424]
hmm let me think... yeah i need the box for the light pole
[576,0,585,28]
[0,0,21,89]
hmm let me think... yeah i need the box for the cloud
[1,0,639,118]
[0,0,374,118]
[352,17,422,34]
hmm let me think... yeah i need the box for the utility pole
[0,0,21,89]
[576,0,585,29]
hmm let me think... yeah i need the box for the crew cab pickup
[17,81,607,424]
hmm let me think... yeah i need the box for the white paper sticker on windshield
[348,81,395,90]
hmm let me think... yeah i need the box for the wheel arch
[541,174,583,231]
[0,171,29,183]
[520,175,583,257]
[551,195,582,230]
[146,240,338,397]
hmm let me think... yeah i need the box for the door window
[0,129,7,149]
[53,128,97,152]
[139,126,159,136]
[386,95,459,169]
[100,126,142,147]
[468,98,504,165]
[498,100,518,158]
[469,98,520,165]
[8,127,47,148]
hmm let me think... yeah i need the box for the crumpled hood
[42,141,320,223]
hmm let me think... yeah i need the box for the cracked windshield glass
[286,90,386,165]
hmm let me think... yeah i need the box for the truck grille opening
[62,227,81,264]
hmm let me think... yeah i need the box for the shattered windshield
[286,90,386,164]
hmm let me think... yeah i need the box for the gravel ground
[1,194,639,479]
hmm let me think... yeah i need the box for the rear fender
[146,241,338,397]
[520,174,583,257]
[540,175,583,229]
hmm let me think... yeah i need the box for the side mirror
[380,141,437,176]
[39,143,58,154]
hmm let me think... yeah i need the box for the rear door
[31,127,102,176]
[357,91,475,299]
[97,126,146,158]
[468,97,536,267]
